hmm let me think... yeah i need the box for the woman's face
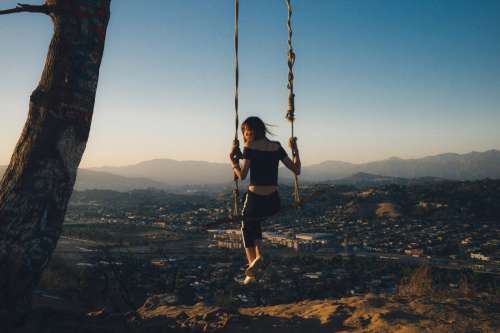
[243,125,254,143]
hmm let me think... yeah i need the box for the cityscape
[50,178,499,311]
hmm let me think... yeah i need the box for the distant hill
[90,159,230,186]
[300,149,500,181]
[74,169,169,191]
[90,150,500,185]
[1,149,499,191]
[331,172,408,186]
[0,165,168,192]
[329,172,443,187]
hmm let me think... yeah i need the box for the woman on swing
[229,116,301,284]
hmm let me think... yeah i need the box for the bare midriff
[248,185,278,195]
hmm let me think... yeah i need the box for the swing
[211,0,303,229]
[231,0,301,214]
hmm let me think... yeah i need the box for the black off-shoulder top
[242,143,288,186]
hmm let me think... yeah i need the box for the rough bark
[0,0,111,325]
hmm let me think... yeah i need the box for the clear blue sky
[1,0,499,167]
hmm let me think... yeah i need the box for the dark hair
[241,116,274,141]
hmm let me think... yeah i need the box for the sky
[0,0,499,167]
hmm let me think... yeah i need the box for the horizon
[1,147,496,169]
[1,0,500,168]
[81,147,500,168]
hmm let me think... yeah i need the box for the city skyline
[1,0,499,167]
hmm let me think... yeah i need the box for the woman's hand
[288,136,299,156]
[229,140,243,163]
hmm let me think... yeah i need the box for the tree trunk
[0,0,110,324]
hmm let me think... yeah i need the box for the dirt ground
[11,291,498,333]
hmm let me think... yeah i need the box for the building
[295,233,334,241]
[207,229,242,249]
[470,252,490,261]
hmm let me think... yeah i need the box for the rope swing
[286,0,301,205]
[230,0,301,218]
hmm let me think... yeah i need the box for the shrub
[396,264,434,297]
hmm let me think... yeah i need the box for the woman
[229,116,301,284]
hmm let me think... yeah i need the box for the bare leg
[254,239,263,259]
[244,247,256,265]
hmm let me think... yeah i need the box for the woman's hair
[241,116,274,142]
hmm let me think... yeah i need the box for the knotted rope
[286,0,301,205]
[231,0,240,218]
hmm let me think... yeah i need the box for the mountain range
[301,149,500,181]
[0,149,499,191]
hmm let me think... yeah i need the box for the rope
[231,0,240,218]
[286,0,301,205]
[234,0,239,142]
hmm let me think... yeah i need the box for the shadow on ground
[11,291,499,333]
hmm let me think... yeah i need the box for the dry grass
[376,202,401,219]
[396,264,481,300]
[396,264,434,297]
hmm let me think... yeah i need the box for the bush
[396,265,487,300]
[396,264,434,297]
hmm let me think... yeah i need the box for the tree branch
[0,3,51,16]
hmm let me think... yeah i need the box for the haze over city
[1,0,499,168]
